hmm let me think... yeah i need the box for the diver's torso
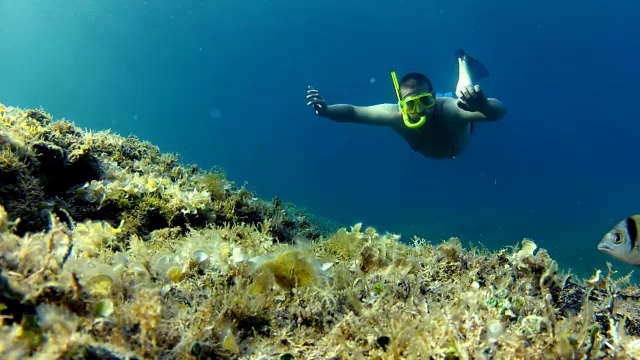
[394,104,471,159]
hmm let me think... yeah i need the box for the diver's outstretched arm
[323,103,400,127]
[307,86,400,127]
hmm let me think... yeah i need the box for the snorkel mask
[391,71,436,129]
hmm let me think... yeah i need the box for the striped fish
[598,215,640,267]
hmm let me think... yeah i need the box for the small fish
[597,215,640,267]
[455,49,490,97]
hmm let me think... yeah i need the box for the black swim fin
[455,49,490,82]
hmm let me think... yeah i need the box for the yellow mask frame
[391,71,435,129]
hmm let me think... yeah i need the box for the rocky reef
[1,102,640,359]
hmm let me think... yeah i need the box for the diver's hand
[456,84,488,112]
[306,86,328,115]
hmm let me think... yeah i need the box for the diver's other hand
[456,84,487,111]
[306,86,328,115]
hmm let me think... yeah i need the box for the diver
[306,49,507,159]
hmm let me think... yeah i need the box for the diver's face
[400,87,435,121]
[407,105,434,122]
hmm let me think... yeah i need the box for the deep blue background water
[1,0,639,279]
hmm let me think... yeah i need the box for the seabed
[1,103,639,359]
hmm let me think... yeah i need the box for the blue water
[1,0,639,279]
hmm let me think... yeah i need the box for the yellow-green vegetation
[2,102,640,359]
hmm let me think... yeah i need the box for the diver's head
[398,73,436,121]
[399,72,434,96]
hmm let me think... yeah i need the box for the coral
[1,102,640,359]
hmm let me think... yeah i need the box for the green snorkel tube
[391,71,427,129]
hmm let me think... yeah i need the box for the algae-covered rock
[0,103,325,243]
[1,102,640,359]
